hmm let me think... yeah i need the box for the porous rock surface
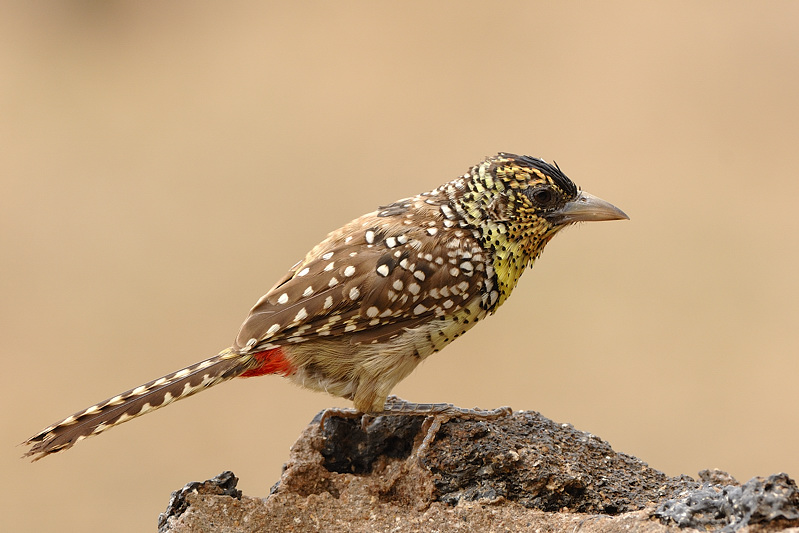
[158,409,799,532]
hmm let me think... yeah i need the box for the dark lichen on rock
[655,472,799,531]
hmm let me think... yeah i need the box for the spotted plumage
[23,153,627,460]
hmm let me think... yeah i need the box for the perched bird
[23,153,627,460]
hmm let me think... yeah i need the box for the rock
[158,409,799,532]
[158,471,242,532]
[655,472,799,531]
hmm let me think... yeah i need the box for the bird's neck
[442,164,554,310]
[481,218,554,309]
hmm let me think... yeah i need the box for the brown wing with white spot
[234,208,491,351]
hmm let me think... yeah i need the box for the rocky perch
[158,409,799,532]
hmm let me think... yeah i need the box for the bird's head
[490,152,627,232]
[449,153,628,308]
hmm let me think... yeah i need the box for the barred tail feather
[23,348,251,460]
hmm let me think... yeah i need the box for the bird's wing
[234,212,489,350]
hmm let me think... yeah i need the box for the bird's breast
[281,298,488,404]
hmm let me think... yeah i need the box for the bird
[23,152,628,460]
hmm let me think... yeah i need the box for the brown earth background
[2,3,798,532]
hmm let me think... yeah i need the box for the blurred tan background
[2,2,798,531]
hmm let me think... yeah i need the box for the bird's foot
[381,395,512,419]
[317,397,512,463]
[380,396,513,462]
[317,406,362,431]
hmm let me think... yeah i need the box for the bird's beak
[547,191,629,226]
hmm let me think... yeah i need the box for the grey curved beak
[547,191,629,225]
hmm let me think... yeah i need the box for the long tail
[23,348,254,461]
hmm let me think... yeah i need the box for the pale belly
[283,299,488,412]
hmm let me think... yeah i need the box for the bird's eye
[527,187,557,208]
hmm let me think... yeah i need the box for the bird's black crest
[499,153,578,198]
